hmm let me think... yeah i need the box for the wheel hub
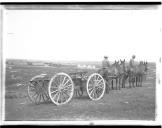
[58,84,64,91]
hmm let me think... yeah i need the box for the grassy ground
[4,63,156,121]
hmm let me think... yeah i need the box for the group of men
[102,55,136,70]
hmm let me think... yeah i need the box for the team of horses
[98,59,148,93]
[74,59,148,97]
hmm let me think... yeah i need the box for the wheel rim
[28,75,49,104]
[87,73,105,101]
[48,72,74,105]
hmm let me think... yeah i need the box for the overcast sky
[3,9,161,62]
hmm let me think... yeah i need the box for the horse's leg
[111,79,113,90]
[105,80,108,93]
[116,77,118,90]
[138,75,140,87]
[128,75,131,88]
[122,77,124,88]
[74,87,78,97]
[123,75,126,88]
[135,75,137,87]
[123,75,127,88]
[132,75,134,88]
[119,77,121,89]
[140,74,143,87]
[119,76,121,90]
[106,80,110,93]
[121,75,124,88]
[118,77,120,90]
[134,76,136,87]
[135,76,137,87]
[130,74,133,88]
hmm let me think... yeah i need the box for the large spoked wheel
[87,73,106,101]
[48,72,74,105]
[28,75,50,104]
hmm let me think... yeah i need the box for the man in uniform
[102,56,110,93]
[129,55,136,68]
[102,56,110,69]
[129,55,136,87]
[101,56,110,77]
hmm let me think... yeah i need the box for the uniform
[129,58,135,72]
[102,59,110,69]
[102,59,110,78]
[129,59,135,67]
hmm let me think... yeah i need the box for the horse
[135,61,148,87]
[109,61,121,90]
[98,60,121,93]
[118,59,129,88]
[127,63,137,88]
[127,61,148,88]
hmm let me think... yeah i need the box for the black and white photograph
[0,2,161,125]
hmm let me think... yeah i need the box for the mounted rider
[129,55,136,72]
[102,56,110,77]
[130,55,136,66]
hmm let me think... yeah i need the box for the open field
[4,62,156,121]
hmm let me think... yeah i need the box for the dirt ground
[4,64,156,121]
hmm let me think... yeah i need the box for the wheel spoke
[88,82,94,89]
[62,76,67,85]
[42,93,46,102]
[62,92,68,100]
[31,92,37,98]
[51,89,58,94]
[92,89,96,98]
[88,87,93,92]
[59,76,62,84]
[29,87,36,92]
[60,91,66,102]
[97,83,104,88]
[63,79,70,86]
[90,79,95,85]
[63,84,72,90]
[96,75,100,81]
[54,77,60,86]
[96,85,104,90]
[52,92,59,101]
[39,94,43,103]
[89,88,95,96]
[56,92,60,103]
[96,79,103,85]
[44,92,49,100]
[35,93,40,102]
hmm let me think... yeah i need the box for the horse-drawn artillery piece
[27,60,148,106]
[28,71,106,105]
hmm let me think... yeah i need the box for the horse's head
[109,60,120,75]
[120,59,125,67]
[119,59,127,74]
[137,61,148,74]
[144,61,148,72]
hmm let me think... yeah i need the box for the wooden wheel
[28,75,50,104]
[48,72,74,105]
[87,73,105,101]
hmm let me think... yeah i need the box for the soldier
[101,56,110,78]
[102,56,110,93]
[102,56,110,69]
[129,55,136,68]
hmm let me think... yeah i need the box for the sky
[3,9,161,62]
